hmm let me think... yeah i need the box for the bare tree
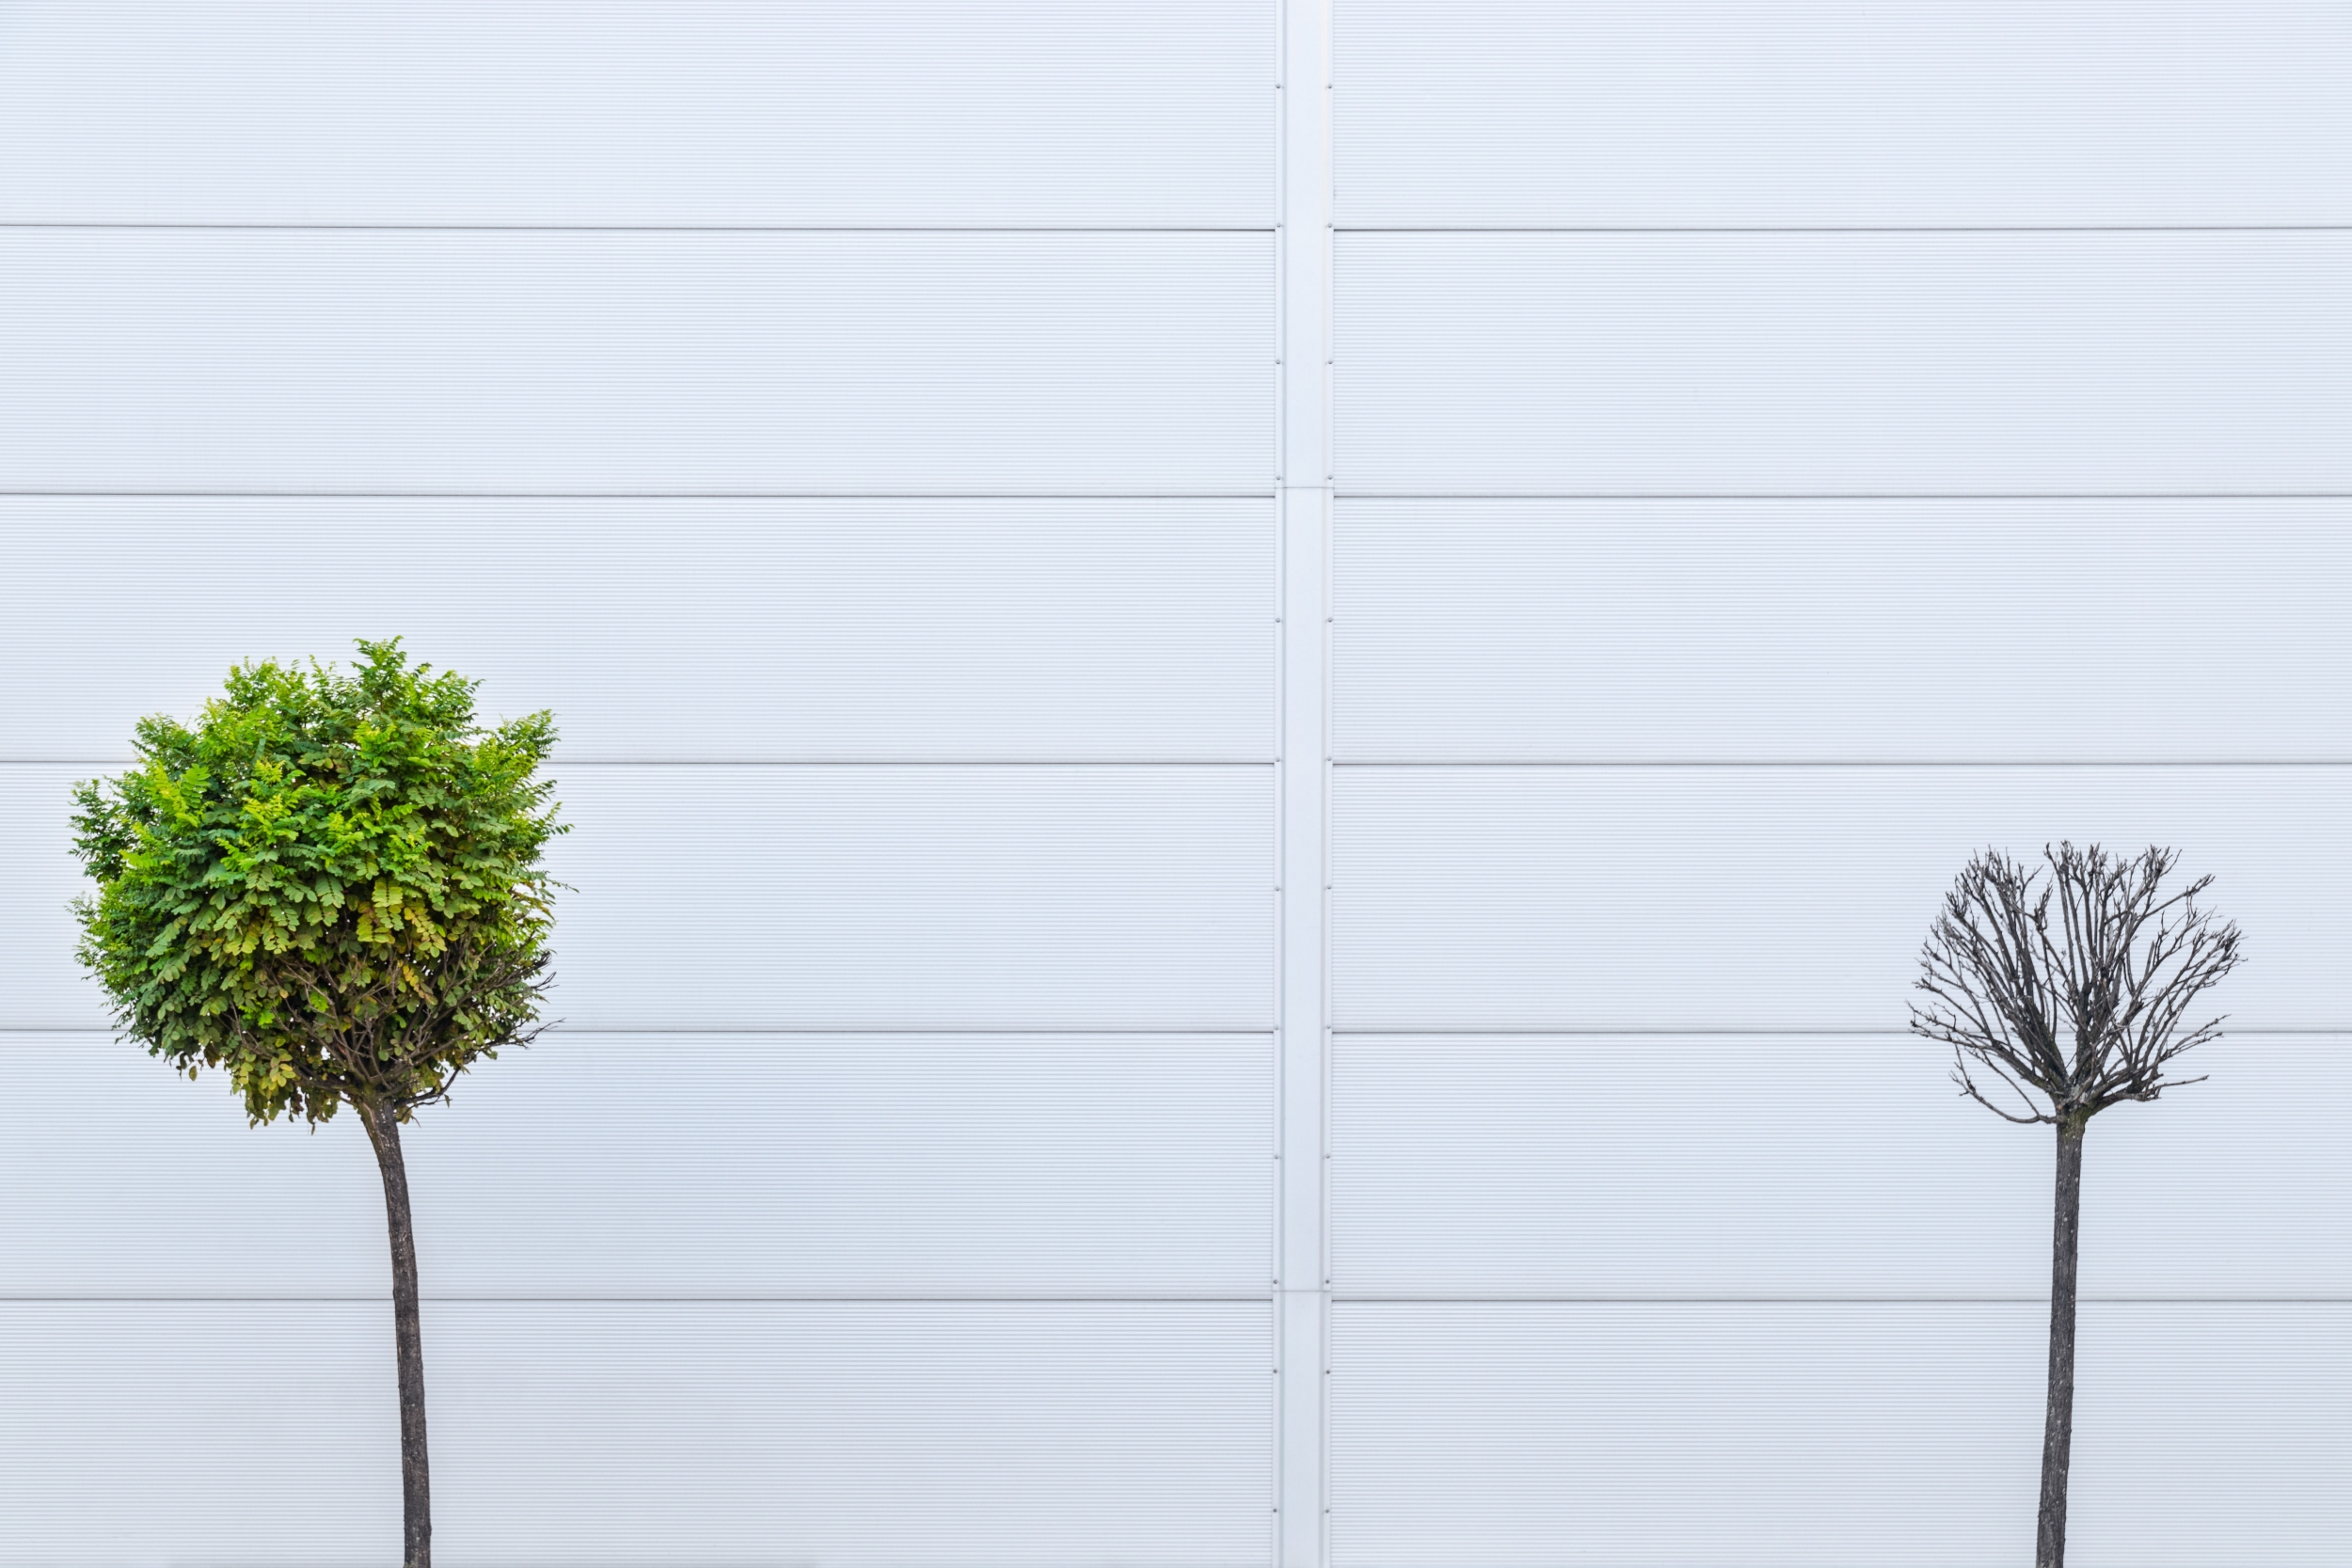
[1911,843,2243,1568]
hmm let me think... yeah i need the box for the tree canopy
[1912,842,2244,1131]
[70,638,564,1125]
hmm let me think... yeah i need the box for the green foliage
[70,639,564,1126]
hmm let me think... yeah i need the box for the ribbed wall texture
[1328,1303,2352,1566]
[2,1033,1276,1299]
[0,498,1277,764]
[1331,499,2352,763]
[0,230,1275,493]
[3,3,2345,1563]
[1321,2,2350,1563]
[1332,1,2352,228]
[0,5,1284,1563]
[0,0,1275,227]
[1329,1036,2352,1298]
[1,1301,1278,1566]
[1334,232,2352,495]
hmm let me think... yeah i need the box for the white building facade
[3,3,2348,1561]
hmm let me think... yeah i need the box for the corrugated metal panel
[0,0,1273,228]
[0,1300,1277,1566]
[1331,498,2352,763]
[0,766,88,1029]
[8,4,2345,1559]
[6,763,1276,1032]
[1333,232,2352,495]
[1333,0,2352,228]
[0,230,1274,494]
[1330,765,2351,1032]
[1328,1301,2352,1566]
[1330,1035,2352,1298]
[0,498,1276,764]
[0,1032,1273,1299]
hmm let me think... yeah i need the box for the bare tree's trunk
[2037,1118,2085,1568]
[360,1099,432,1568]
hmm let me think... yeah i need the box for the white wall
[3,3,2345,1564]
[1324,4,2352,1563]
[0,4,1283,1563]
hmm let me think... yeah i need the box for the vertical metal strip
[1276,0,1332,1563]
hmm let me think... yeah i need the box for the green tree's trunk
[360,1099,432,1568]
[2037,1118,2086,1568]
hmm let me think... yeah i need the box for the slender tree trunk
[2037,1117,2086,1568]
[360,1099,432,1568]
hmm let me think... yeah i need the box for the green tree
[69,639,563,1568]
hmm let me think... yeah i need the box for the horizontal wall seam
[0,1027,1281,1038]
[2,759,1281,769]
[24,224,2345,236]
[1327,1295,2352,1306]
[1327,1028,2346,1038]
[0,1295,1284,1306]
[1331,492,2352,501]
[16,1028,2338,1040]
[1327,1297,2352,1307]
[11,491,2342,501]
[23,490,2346,501]
[0,223,1280,234]
[7,1295,2328,1307]
[0,492,1284,501]
[1337,225,2352,235]
[22,225,2322,237]
[17,761,2339,771]
[1327,760,2352,769]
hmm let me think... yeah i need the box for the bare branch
[1910,842,2245,1130]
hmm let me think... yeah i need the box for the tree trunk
[2037,1117,2086,1568]
[360,1099,432,1568]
